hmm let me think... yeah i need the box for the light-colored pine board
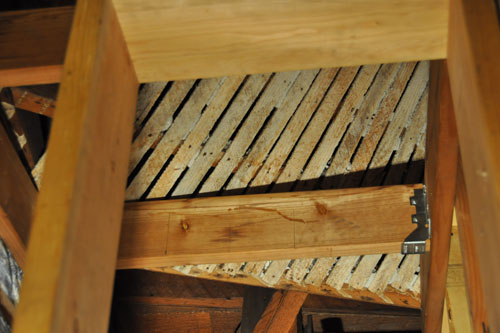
[225,69,319,192]
[286,259,315,284]
[13,0,138,331]
[148,76,245,198]
[112,0,447,82]
[134,82,167,131]
[127,78,221,199]
[199,71,300,194]
[249,68,338,188]
[128,79,195,175]
[325,256,359,291]
[349,255,382,290]
[304,258,336,287]
[171,74,271,197]
[276,66,373,191]
[315,63,400,189]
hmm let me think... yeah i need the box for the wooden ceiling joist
[113,0,447,82]
[0,0,447,86]
[118,185,421,269]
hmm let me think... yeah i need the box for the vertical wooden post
[455,158,489,331]
[13,0,138,332]
[447,0,500,330]
[422,61,458,332]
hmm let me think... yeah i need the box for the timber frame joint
[402,186,431,254]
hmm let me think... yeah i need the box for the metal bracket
[402,187,431,254]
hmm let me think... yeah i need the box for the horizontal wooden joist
[118,184,422,269]
[1,0,447,85]
[113,0,448,82]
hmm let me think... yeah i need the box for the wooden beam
[447,0,500,331]
[118,184,420,269]
[421,61,458,332]
[254,290,307,332]
[455,158,489,332]
[0,87,56,118]
[13,0,138,332]
[0,121,36,267]
[113,0,447,82]
[0,7,73,87]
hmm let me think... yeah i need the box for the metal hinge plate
[402,187,431,254]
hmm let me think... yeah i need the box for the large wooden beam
[421,61,458,332]
[113,0,447,82]
[254,290,307,332]
[118,185,420,268]
[13,0,138,332]
[447,0,500,331]
[0,122,36,267]
[0,1,447,85]
[0,7,73,87]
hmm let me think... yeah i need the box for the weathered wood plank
[421,61,458,333]
[113,0,447,82]
[118,185,420,269]
[447,0,500,330]
[0,122,36,267]
[0,7,73,87]
[13,0,138,332]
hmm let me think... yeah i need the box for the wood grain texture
[445,225,473,332]
[447,0,500,331]
[13,0,138,332]
[254,291,307,333]
[455,158,488,332]
[6,87,56,118]
[112,0,447,82]
[0,122,36,267]
[422,61,458,333]
[0,7,73,86]
[118,185,420,268]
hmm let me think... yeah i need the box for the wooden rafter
[447,0,500,330]
[13,0,138,332]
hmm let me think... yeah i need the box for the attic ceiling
[119,61,426,307]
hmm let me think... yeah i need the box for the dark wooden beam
[0,7,73,87]
[0,121,36,267]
